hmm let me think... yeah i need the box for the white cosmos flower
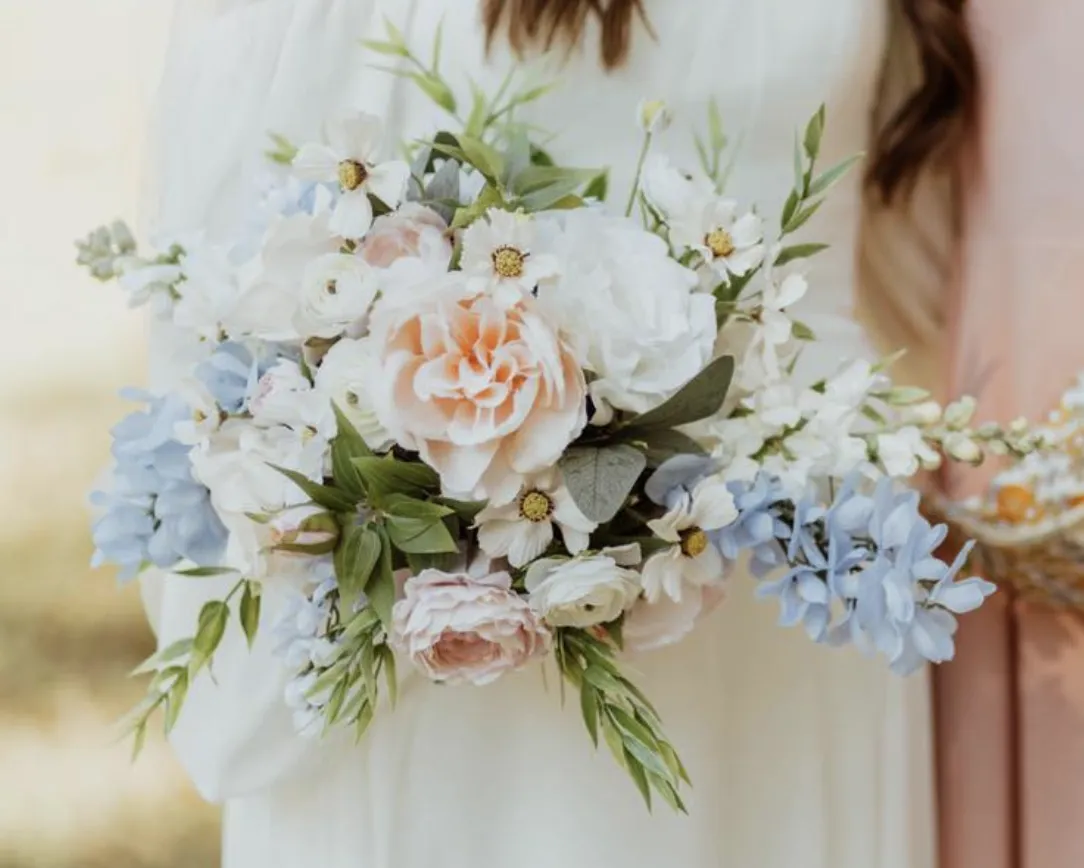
[294,252,378,339]
[313,337,393,451]
[524,544,642,628]
[747,271,808,380]
[475,470,597,568]
[642,476,737,604]
[640,154,715,220]
[293,113,410,239]
[670,197,764,280]
[460,208,560,309]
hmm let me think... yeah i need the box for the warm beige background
[0,2,219,865]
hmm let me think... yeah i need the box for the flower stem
[624,132,654,218]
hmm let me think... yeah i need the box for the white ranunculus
[190,418,328,516]
[248,359,334,437]
[537,209,716,418]
[313,337,393,451]
[294,252,378,339]
[525,544,642,628]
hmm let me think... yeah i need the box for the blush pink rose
[622,584,727,653]
[371,284,588,502]
[391,569,551,685]
[359,203,452,270]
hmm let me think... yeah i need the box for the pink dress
[935,3,1084,867]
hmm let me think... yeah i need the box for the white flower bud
[904,400,943,426]
[885,386,931,406]
[270,504,340,555]
[638,99,672,134]
[943,396,977,430]
[944,432,983,465]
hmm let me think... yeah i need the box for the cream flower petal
[506,520,554,568]
[559,524,591,556]
[292,143,340,182]
[366,160,410,208]
[685,544,725,587]
[329,190,374,239]
[690,478,738,531]
[729,212,763,247]
[641,548,685,603]
[330,113,383,158]
[726,245,765,276]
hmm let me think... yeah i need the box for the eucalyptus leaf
[558,445,647,524]
[616,428,707,468]
[624,355,735,432]
[424,158,460,204]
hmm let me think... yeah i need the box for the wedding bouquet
[79,30,1037,811]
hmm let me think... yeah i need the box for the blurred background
[0,3,219,865]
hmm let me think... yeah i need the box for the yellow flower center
[705,227,735,259]
[338,160,368,192]
[519,489,554,523]
[193,409,207,423]
[680,527,709,558]
[492,245,527,279]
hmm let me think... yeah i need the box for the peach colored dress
[935,3,1084,867]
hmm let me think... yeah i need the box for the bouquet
[79,30,1038,811]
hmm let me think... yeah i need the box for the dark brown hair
[482,0,979,202]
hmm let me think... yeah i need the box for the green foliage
[622,355,735,432]
[558,444,648,524]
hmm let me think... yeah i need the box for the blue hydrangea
[713,473,789,576]
[90,389,227,580]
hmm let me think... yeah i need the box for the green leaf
[580,686,600,747]
[384,495,455,521]
[582,663,629,697]
[369,527,398,629]
[774,243,830,267]
[512,165,599,196]
[270,465,357,512]
[162,670,190,733]
[780,189,801,232]
[791,320,816,341]
[616,428,707,468]
[434,497,486,522]
[450,183,505,230]
[324,679,349,726]
[707,97,727,153]
[782,199,825,234]
[454,134,505,181]
[808,153,862,197]
[431,18,444,71]
[410,72,457,115]
[239,582,261,649]
[624,355,736,432]
[359,640,378,706]
[173,566,238,578]
[584,171,609,201]
[792,132,805,194]
[465,79,489,139]
[330,402,373,497]
[355,700,376,741]
[334,525,383,609]
[266,132,298,166]
[361,39,410,58]
[519,179,589,212]
[558,444,647,524]
[189,601,229,677]
[657,738,692,786]
[803,104,827,162]
[131,638,193,676]
[351,456,439,502]
[623,746,653,811]
[385,515,460,554]
[382,644,399,709]
[131,720,148,759]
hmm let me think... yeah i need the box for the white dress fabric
[141,2,936,866]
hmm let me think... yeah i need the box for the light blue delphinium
[90,389,227,580]
[195,340,290,414]
[712,473,789,577]
[753,473,996,674]
[644,455,719,510]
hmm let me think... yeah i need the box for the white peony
[294,252,378,339]
[537,209,716,419]
[525,544,642,628]
[313,337,393,451]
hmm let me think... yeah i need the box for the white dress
[142,2,936,866]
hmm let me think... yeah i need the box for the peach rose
[359,203,452,270]
[371,283,588,502]
[391,569,551,685]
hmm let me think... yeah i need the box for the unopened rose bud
[638,99,672,134]
[944,432,983,465]
[270,505,340,555]
[943,396,977,430]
